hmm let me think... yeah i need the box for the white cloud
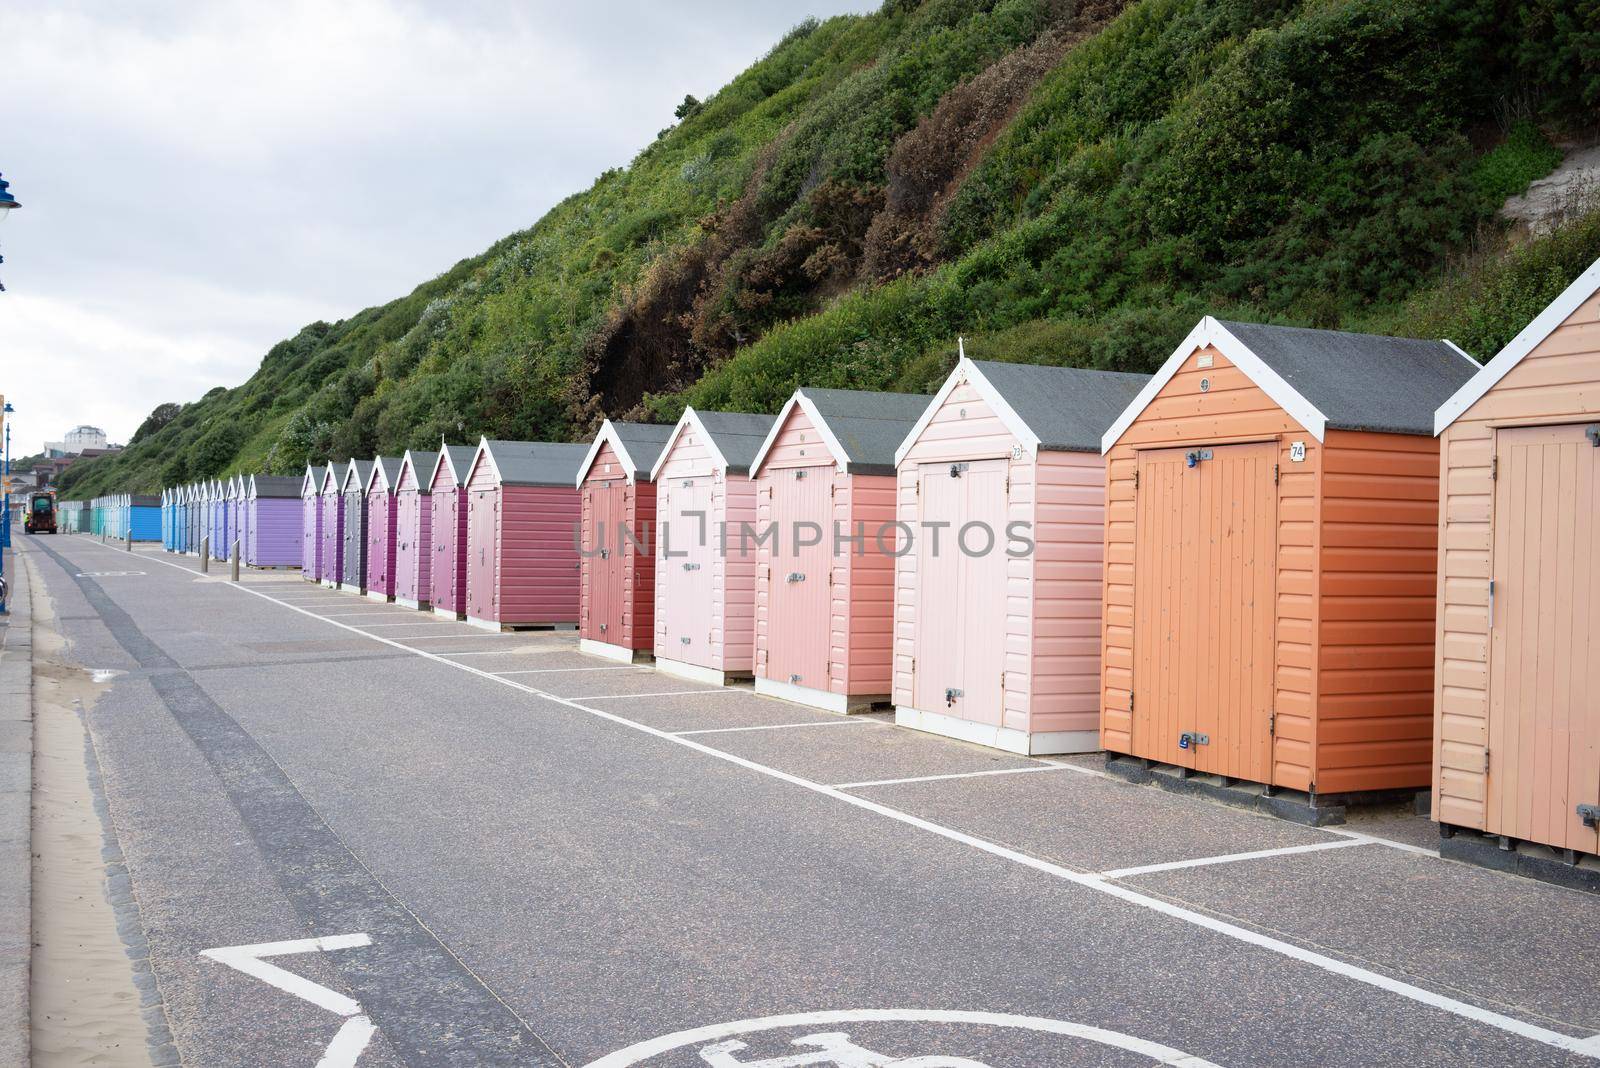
[0,0,879,454]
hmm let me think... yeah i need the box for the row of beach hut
[127,257,1600,863]
[59,494,160,540]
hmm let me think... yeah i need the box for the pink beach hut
[319,463,346,589]
[893,358,1148,755]
[392,449,437,610]
[463,438,589,631]
[301,465,326,581]
[575,420,674,663]
[746,388,931,712]
[647,408,777,685]
[364,456,402,602]
[427,444,476,620]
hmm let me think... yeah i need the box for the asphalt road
[19,533,1600,1068]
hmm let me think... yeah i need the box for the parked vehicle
[24,491,56,534]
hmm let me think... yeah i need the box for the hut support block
[755,676,881,715]
[1438,825,1600,895]
[894,706,1099,756]
[464,616,576,633]
[431,605,465,621]
[366,591,393,604]
[578,638,650,665]
[655,657,745,688]
[394,597,428,612]
[1105,754,1351,827]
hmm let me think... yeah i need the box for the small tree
[674,94,701,120]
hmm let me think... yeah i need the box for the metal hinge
[1004,474,1010,494]
[1491,455,1498,481]
[829,483,836,498]
[1268,713,1276,736]
[1133,469,1139,492]
[1273,463,1280,486]
[1484,748,1491,773]
[1129,692,1134,713]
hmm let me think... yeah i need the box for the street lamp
[0,172,18,293]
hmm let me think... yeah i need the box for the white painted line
[320,1016,377,1068]
[583,1009,1223,1068]
[490,667,646,676]
[350,622,465,629]
[126,550,1600,1060]
[674,720,871,736]
[1324,827,1438,857]
[577,688,740,700]
[434,649,563,657]
[833,764,1074,790]
[394,633,528,640]
[1100,839,1368,879]
[200,932,370,1017]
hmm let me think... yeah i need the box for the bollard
[231,539,240,582]
[125,530,133,552]
[200,535,209,573]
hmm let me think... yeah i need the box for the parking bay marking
[200,933,377,1067]
[127,548,1600,1060]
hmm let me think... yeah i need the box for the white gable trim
[575,419,646,487]
[301,466,323,497]
[339,462,368,495]
[321,465,343,496]
[649,408,732,482]
[466,436,501,487]
[1100,316,1330,452]
[427,439,459,491]
[365,457,400,495]
[893,357,1037,468]
[1434,255,1600,435]
[1440,338,1477,366]
[749,390,854,477]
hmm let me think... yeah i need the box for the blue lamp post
[0,172,18,294]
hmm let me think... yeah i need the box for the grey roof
[1218,320,1478,436]
[971,361,1152,452]
[403,450,439,489]
[304,465,327,493]
[799,388,932,474]
[251,475,302,498]
[370,456,404,492]
[608,423,676,479]
[483,441,590,487]
[696,411,778,474]
[343,459,373,493]
[130,494,160,507]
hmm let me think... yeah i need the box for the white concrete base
[464,615,502,633]
[394,596,427,611]
[893,705,1100,756]
[432,605,464,621]
[755,676,884,715]
[320,577,338,589]
[366,590,392,604]
[579,638,650,664]
[654,656,743,687]
[338,582,364,595]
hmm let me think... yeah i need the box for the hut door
[467,489,498,621]
[1486,424,1600,853]
[591,483,626,640]
[914,458,1009,726]
[660,477,715,666]
[766,468,833,690]
[1132,443,1276,781]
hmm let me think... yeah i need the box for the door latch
[1178,731,1210,750]
[599,547,610,559]
[949,463,968,478]
[1579,804,1600,829]
[786,572,805,583]
[1587,425,1600,447]
[944,687,963,707]
[680,636,692,645]
[683,562,701,571]
[789,674,802,684]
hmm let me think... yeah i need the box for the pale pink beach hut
[364,456,402,602]
[427,444,476,620]
[648,408,776,685]
[393,449,437,610]
[746,388,930,712]
[893,358,1147,755]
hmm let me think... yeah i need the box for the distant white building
[44,424,108,457]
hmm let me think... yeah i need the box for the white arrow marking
[201,933,376,1067]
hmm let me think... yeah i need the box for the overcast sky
[0,0,879,458]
